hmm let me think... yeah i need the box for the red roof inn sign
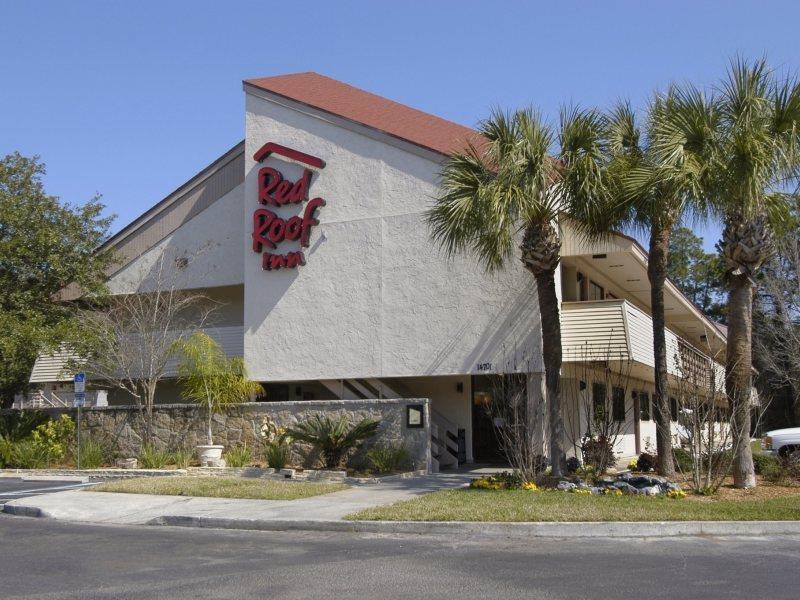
[251,143,326,270]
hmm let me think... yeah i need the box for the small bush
[672,448,693,473]
[223,445,252,468]
[283,414,380,468]
[367,445,411,474]
[574,464,596,483]
[581,436,614,472]
[0,436,13,468]
[10,440,49,469]
[636,452,656,472]
[139,445,170,469]
[78,439,106,469]
[170,448,193,469]
[0,410,50,442]
[753,453,780,475]
[565,456,581,474]
[762,457,800,484]
[265,441,291,469]
[30,415,75,466]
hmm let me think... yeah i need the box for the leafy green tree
[667,226,726,322]
[176,332,262,446]
[707,59,800,488]
[0,153,114,407]
[427,108,610,477]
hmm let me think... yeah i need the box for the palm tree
[427,108,609,477]
[604,89,718,477]
[708,59,800,488]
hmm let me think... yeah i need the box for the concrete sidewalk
[6,469,800,538]
[3,470,474,525]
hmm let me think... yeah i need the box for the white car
[762,428,800,458]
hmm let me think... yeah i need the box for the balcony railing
[561,300,724,388]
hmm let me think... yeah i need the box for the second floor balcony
[561,299,724,389]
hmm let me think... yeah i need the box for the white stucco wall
[107,183,245,294]
[242,91,543,382]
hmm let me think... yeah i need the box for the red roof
[244,72,482,157]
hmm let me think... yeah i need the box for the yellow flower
[522,481,539,491]
[666,489,686,499]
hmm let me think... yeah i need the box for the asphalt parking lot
[0,477,95,505]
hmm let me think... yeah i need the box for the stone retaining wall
[2,399,431,471]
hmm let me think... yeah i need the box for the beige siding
[562,301,629,361]
[29,326,244,384]
[562,300,724,385]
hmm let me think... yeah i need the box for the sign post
[73,373,86,469]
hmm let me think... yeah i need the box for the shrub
[762,457,800,484]
[10,440,49,469]
[753,453,780,475]
[265,441,291,469]
[672,448,693,473]
[78,439,106,469]
[138,445,170,469]
[0,410,50,442]
[565,456,581,474]
[636,452,656,472]
[284,414,380,468]
[574,464,596,483]
[0,436,13,468]
[224,445,252,468]
[30,414,75,466]
[367,445,411,474]
[170,447,193,469]
[581,436,614,472]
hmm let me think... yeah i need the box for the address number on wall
[476,362,493,372]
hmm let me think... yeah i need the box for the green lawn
[91,476,349,501]
[347,489,800,522]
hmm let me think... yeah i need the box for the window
[639,392,651,421]
[669,397,678,422]
[592,382,607,422]
[588,280,604,301]
[578,272,588,301]
[612,387,625,422]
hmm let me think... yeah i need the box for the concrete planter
[196,445,225,467]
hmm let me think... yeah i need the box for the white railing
[13,390,108,410]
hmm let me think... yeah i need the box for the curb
[145,516,800,538]
[2,504,51,519]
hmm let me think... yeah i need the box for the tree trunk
[648,226,676,477]
[207,406,214,446]
[727,273,756,488]
[535,269,566,477]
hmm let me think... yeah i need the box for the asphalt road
[1,515,799,599]
[0,478,94,504]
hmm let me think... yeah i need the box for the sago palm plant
[427,108,611,476]
[284,413,380,469]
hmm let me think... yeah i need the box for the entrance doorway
[471,375,506,463]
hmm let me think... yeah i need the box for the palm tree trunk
[648,226,676,477]
[727,273,756,488]
[207,406,214,446]
[535,269,566,477]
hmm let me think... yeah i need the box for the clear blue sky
[2,1,798,250]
